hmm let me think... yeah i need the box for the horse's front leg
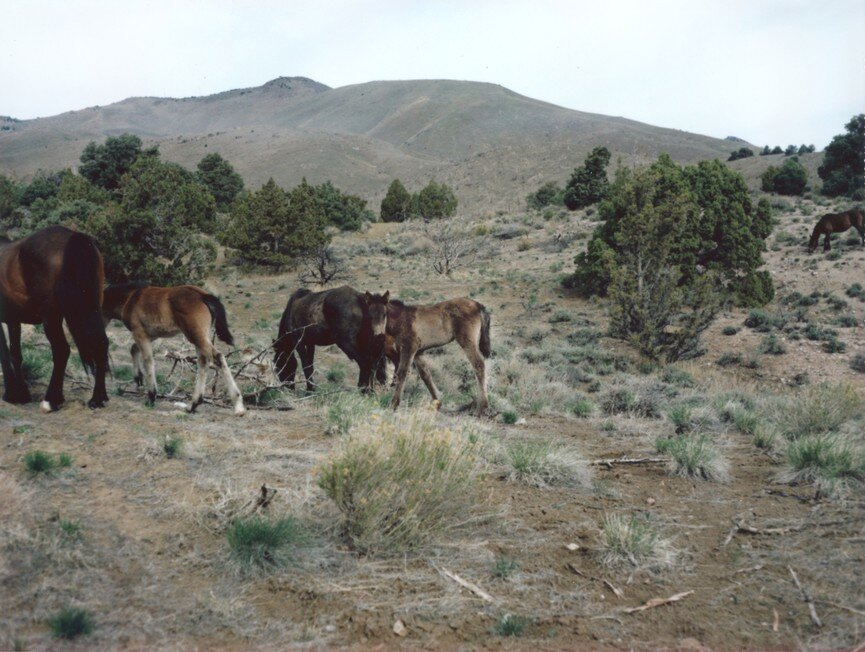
[42,317,70,412]
[824,233,831,251]
[413,355,441,407]
[390,345,417,411]
[1,321,31,404]
[299,344,316,392]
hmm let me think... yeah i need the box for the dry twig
[623,590,694,614]
[788,565,822,628]
[438,567,493,602]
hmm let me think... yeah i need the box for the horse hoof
[87,398,107,409]
[3,389,32,405]
[431,399,442,411]
[234,405,247,417]
[40,400,60,413]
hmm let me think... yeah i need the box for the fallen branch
[623,590,694,614]
[439,567,493,602]
[815,599,865,617]
[732,564,765,575]
[567,564,623,598]
[788,566,822,628]
[723,520,802,545]
[589,457,667,468]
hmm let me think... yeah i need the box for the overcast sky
[2,0,863,148]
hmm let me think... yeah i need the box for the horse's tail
[201,294,234,346]
[477,303,492,359]
[56,232,109,375]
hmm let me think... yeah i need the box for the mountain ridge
[0,76,753,213]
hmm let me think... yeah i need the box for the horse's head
[807,230,820,254]
[364,290,390,337]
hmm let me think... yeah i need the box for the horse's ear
[383,291,390,302]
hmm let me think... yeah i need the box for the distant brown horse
[386,297,491,416]
[273,286,389,392]
[0,226,109,411]
[808,208,865,253]
[102,282,245,416]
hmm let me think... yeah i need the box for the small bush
[660,367,696,388]
[666,405,694,432]
[59,519,83,539]
[600,387,634,414]
[23,450,57,475]
[744,310,786,332]
[716,352,742,367]
[835,315,858,328]
[599,513,673,568]
[821,338,846,354]
[722,326,739,336]
[771,382,863,440]
[47,607,95,639]
[162,435,183,458]
[501,411,519,425]
[784,433,865,495]
[505,441,590,488]
[226,517,306,568]
[656,434,730,481]
[851,354,865,374]
[760,334,786,355]
[318,410,488,556]
[731,409,760,436]
[548,309,572,324]
[495,613,529,637]
[323,392,379,435]
[570,398,595,418]
[492,556,519,580]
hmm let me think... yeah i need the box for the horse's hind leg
[824,232,831,251]
[299,344,316,392]
[189,349,209,413]
[42,316,70,412]
[274,334,299,389]
[413,354,441,407]
[1,322,31,404]
[459,343,488,417]
[215,349,245,416]
[136,336,158,406]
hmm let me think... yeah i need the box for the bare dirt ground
[1,197,864,650]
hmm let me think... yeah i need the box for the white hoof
[234,403,247,417]
[40,400,53,413]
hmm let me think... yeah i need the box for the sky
[2,0,863,149]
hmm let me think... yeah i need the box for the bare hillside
[0,77,749,213]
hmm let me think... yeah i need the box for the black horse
[0,226,109,411]
[273,286,389,392]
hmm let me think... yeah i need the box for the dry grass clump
[317,409,491,556]
[769,382,863,440]
[783,433,865,496]
[504,440,592,488]
[320,390,381,435]
[598,513,675,569]
[655,433,730,482]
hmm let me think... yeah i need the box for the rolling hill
[1,76,758,213]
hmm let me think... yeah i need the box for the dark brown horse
[0,226,109,411]
[386,297,491,416]
[273,286,389,392]
[102,282,245,415]
[808,208,865,253]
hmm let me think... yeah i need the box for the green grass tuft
[47,607,95,639]
[226,517,306,568]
